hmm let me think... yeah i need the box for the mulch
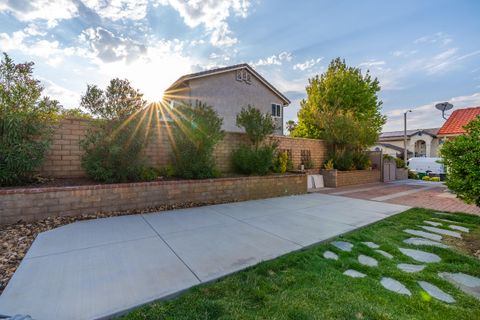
[0,201,227,295]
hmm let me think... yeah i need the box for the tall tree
[0,53,60,185]
[293,58,386,155]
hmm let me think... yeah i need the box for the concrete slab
[143,207,237,235]
[25,215,157,258]
[0,193,410,320]
[162,221,301,281]
[0,237,200,320]
[241,210,355,246]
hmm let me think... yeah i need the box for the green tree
[285,120,297,135]
[172,102,224,179]
[232,106,277,175]
[236,105,277,149]
[440,117,480,206]
[0,53,61,185]
[80,78,150,182]
[293,58,385,151]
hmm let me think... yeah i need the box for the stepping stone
[434,212,454,216]
[399,248,441,263]
[397,263,425,273]
[362,241,379,249]
[432,218,461,224]
[404,229,442,241]
[403,237,450,249]
[343,269,366,278]
[439,272,480,300]
[424,220,442,227]
[323,251,338,260]
[449,225,469,233]
[420,226,462,239]
[418,281,456,303]
[380,277,411,296]
[358,254,378,267]
[375,250,393,259]
[332,241,353,252]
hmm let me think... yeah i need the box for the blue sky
[1,0,479,131]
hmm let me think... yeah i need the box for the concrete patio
[0,193,409,320]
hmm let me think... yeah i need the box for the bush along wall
[232,106,278,175]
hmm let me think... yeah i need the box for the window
[271,103,281,117]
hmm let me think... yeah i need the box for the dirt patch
[443,228,480,259]
[0,200,230,294]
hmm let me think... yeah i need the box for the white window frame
[271,103,282,118]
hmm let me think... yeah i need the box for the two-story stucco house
[163,64,290,135]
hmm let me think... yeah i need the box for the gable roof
[437,106,480,135]
[378,143,414,155]
[164,63,291,105]
[379,128,439,140]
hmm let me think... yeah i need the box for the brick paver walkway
[318,181,480,215]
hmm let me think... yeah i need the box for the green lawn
[122,208,480,320]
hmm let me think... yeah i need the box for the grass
[122,208,480,320]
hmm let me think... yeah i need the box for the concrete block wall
[0,174,307,224]
[38,118,327,178]
[321,169,381,187]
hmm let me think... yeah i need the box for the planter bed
[321,169,381,187]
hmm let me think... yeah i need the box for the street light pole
[404,110,412,163]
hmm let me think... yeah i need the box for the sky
[0,0,479,131]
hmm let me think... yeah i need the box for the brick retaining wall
[0,174,307,225]
[38,118,327,178]
[321,169,381,187]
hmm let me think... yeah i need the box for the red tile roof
[438,106,480,135]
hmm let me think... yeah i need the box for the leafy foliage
[440,117,480,206]
[395,157,406,169]
[285,120,297,135]
[0,53,60,186]
[79,78,150,183]
[59,107,92,119]
[236,105,277,149]
[232,145,276,175]
[172,102,224,179]
[292,58,385,170]
[272,151,289,173]
[232,106,277,175]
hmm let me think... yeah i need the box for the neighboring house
[437,106,480,139]
[370,128,440,158]
[163,63,291,135]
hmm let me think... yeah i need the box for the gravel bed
[0,201,225,294]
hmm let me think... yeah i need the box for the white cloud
[423,48,480,75]
[252,51,292,67]
[392,50,417,58]
[293,57,323,71]
[358,59,386,68]
[0,0,78,28]
[383,92,480,131]
[156,0,251,47]
[0,30,76,66]
[40,78,81,107]
[414,32,452,46]
[82,0,149,21]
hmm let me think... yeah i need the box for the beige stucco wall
[182,70,286,135]
[374,133,440,157]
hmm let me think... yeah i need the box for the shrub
[395,158,406,168]
[430,177,440,182]
[324,159,334,170]
[140,167,161,181]
[330,151,354,171]
[440,117,480,206]
[273,151,289,173]
[80,78,150,183]
[301,149,314,169]
[232,145,276,175]
[352,152,371,170]
[159,165,175,177]
[172,102,224,179]
[232,106,277,175]
[422,176,430,181]
[0,53,61,186]
[408,170,418,179]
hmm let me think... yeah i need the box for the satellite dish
[435,102,453,112]
[435,102,453,120]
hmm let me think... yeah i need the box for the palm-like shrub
[0,53,60,186]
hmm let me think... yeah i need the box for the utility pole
[404,110,412,163]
